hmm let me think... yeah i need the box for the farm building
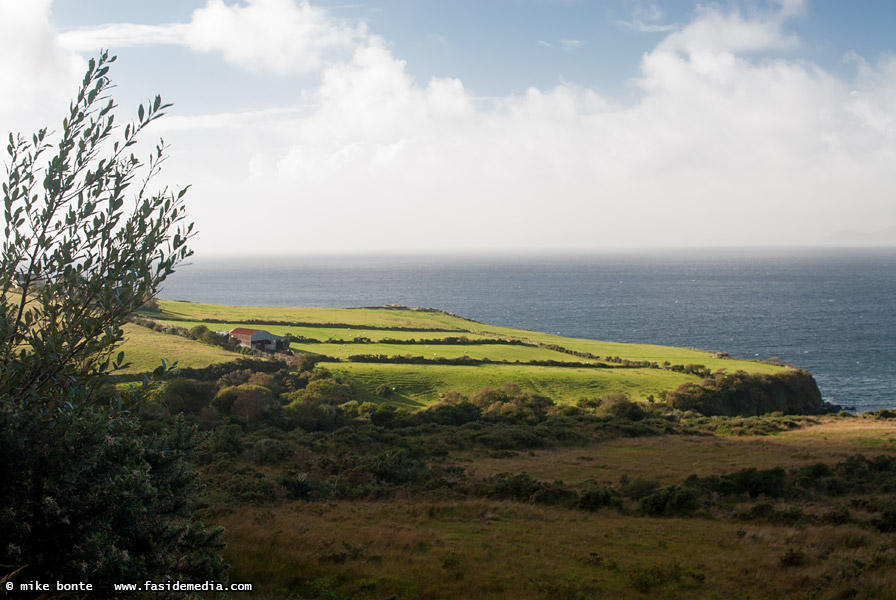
[228,328,289,352]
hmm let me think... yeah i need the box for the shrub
[206,424,244,457]
[155,378,216,415]
[287,378,354,407]
[640,486,700,517]
[728,467,789,498]
[666,370,825,416]
[485,472,541,502]
[529,480,579,507]
[779,548,806,568]
[229,384,277,426]
[600,393,648,421]
[213,386,240,415]
[278,470,314,500]
[423,401,482,426]
[620,475,662,500]
[370,404,398,428]
[873,503,896,532]
[248,437,289,465]
[367,448,428,485]
[579,487,622,511]
[189,324,210,339]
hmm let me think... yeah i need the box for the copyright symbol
[5,581,13,591]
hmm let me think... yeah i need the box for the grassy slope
[149,301,472,330]
[117,323,241,374]
[329,363,695,406]
[132,300,791,405]
[151,320,498,342]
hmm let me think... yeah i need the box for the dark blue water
[158,247,896,412]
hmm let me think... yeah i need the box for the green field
[148,301,473,330]
[328,362,696,407]
[126,299,793,406]
[150,319,499,342]
[117,323,241,374]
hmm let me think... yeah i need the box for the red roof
[229,328,259,336]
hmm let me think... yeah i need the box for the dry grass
[212,498,896,599]
[206,417,896,599]
[455,416,896,486]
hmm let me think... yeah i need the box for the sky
[1,0,895,256]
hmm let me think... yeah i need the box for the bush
[248,437,290,465]
[600,393,648,421]
[423,401,482,426]
[579,487,622,511]
[728,467,789,498]
[278,470,314,500]
[874,503,896,532]
[230,384,277,426]
[206,424,244,457]
[666,370,825,416]
[287,378,354,406]
[0,408,226,592]
[779,548,806,568]
[155,378,216,415]
[370,404,398,428]
[529,480,579,507]
[484,472,541,502]
[640,486,700,517]
[620,475,662,500]
[367,448,429,485]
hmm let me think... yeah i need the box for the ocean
[157,247,896,413]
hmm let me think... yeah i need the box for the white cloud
[58,0,368,75]
[617,2,677,33]
[775,0,808,18]
[7,0,896,254]
[615,19,678,33]
[196,2,894,253]
[59,22,188,51]
[187,0,366,74]
[657,5,800,55]
[0,0,84,126]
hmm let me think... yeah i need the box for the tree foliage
[1,51,192,411]
[0,52,224,597]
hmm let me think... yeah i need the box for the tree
[0,52,224,597]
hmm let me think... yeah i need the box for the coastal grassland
[206,416,896,600]
[303,342,591,362]
[134,301,787,400]
[475,328,787,375]
[148,320,498,342]
[146,300,473,330]
[327,362,696,406]
[144,300,782,375]
[116,323,240,374]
